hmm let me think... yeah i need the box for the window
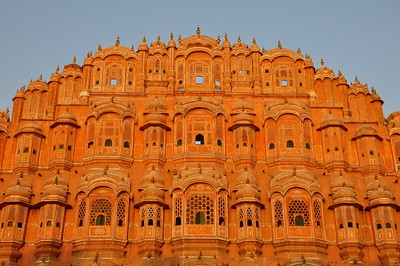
[110,79,117,85]
[288,199,310,226]
[215,80,221,86]
[77,199,86,227]
[177,139,182,146]
[118,220,123,226]
[88,141,94,148]
[305,143,311,149]
[269,143,275,149]
[295,215,304,226]
[96,215,105,225]
[148,219,153,226]
[377,223,382,229]
[67,145,72,151]
[247,219,253,226]
[217,139,222,146]
[274,200,284,227]
[175,217,181,226]
[281,80,288,86]
[56,222,60,227]
[219,217,225,226]
[116,199,126,227]
[348,222,353,228]
[287,140,294,148]
[340,223,344,229]
[23,148,29,153]
[195,76,203,84]
[7,221,13,227]
[239,221,244,227]
[46,221,52,226]
[59,145,64,149]
[141,220,144,227]
[123,141,130,148]
[195,212,205,224]
[195,134,205,145]
[265,69,269,73]
[105,139,112,146]
[386,223,392,228]
[266,82,270,86]
[17,222,23,228]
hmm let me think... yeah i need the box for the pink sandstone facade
[0,30,399,265]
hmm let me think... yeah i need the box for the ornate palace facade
[0,30,399,265]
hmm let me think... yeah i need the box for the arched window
[17,222,23,228]
[88,141,94,148]
[123,141,130,148]
[195,134,205,145]
[118,219,123,227]
[46,220,52,226]
[148,219,153,226]
[195,212,205,224]
[217,139,223,146]
[386,223,392,228]
[277,220,282,227]
[96,215,105,225]
[295,215,304,226]
[177,139,183,146]
[239,221,244,228]
[377,223,382,229]
[269,143,275,149]
[348,222,353,228]
[56,222,60,227]
[105,139,112,146]
[339,223,344,229]
[256,221,260,228]
[305,143,311,149]
[247,219,253,226]
[219,217,225,226]
[156,220,161,227]
[141,220,144,227]
[7,221,13,227]
[175,217,182,226]
[287,140,294,148]
[77,199,86,227]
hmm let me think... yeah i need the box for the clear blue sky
[0,0,399,116]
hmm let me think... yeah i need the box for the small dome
[145,113,167,124]
[320,114,343,128]
[42,183,68,202]
[232,99,254,113]
[354,125,378,138]
[250,39,260,52]
[331,173,354,190]
[366,178,394,205]
[232,112,254,124]
[57,110,77,122]
[332,187,357,203]
[20,121,43,134]
[145,98,167,112]
[236,170,258,189]
[236,183,260,201]
[140,182,164,201]
[314,65,335,81]
[4,177,32,204]
[138,39,149,51]
[141,168,164,188]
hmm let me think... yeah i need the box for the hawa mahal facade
[0,29,399,265]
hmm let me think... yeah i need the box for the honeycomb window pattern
[77,199,86,226]
[274,200,284,227]
[238,208,244,220]
[117,199,126,226]
[218,196,225,217]
[288,199,310,226]
[313,201,322,226]
[90,198,112,226]
[186,194,214,224]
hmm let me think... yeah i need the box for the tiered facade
[0,30,399,265]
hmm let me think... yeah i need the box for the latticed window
[274,200,284,227]
[313,201,322,227]
[218,196,226,225]
[288,199,310,226]
[117,199,126,227]
[186,194,214,225]
[77,199,86,227]
[175,196,182,225]
[90,198,112,226]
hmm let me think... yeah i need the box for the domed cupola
[17,121,44,137]
[140,180,165,202]
[4,173,32,204]
[353,124,382,140]
[236,179,261,202]
[250,38,260,53]
[141,166,165,189]
[314,59,335,81]
[366,176,394,205]
[318,113,347,131]
[236,169,258,190]
[221,33,231,49]
[0,109,10,134]
[331,171,357,204]
[230,99,258,130]
[149,35,167,55]
[26,75,48,92]
[41,170,69,203]
[138,36,149,52]
[49,66,61,82]
[167,33,176,48]
[51,110,79,128]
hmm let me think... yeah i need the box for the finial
[152,165,155,171]
[262,47,267,53]
[321,58,324,66]
[110,95,114,103]
[38,74,43,81]
[56,169,60,175]
[98,44,102,51]
[56,66,60,73]
[302,254,306,263]
[293,165,296,176]
[237,35,241,43]
[216,34,221,45]
[6,107,9,113]
[115,35,120,46]
[246,177,250,184]
[355,76,359,83]
[21,85,25,91]
[278,40,282,49]
[93,251,99,263]
[339,170,342,176]
[174,168,177,175]
[297,48,301,54]
[375,175,378,180]
[224,33,228,41]
[89,51,92,57]
[157,35,161,43]
[198,162,202,174]
[338,70,342,76]
[196,26,201,35]
[170,32,174,40]
[142,36,146,43]
[198,249,202,261]
[151,176,155,184]
[19,171,23,179]
[305,53,310,59]
[371,86,376,94]
[103,164,108,175]
[54,175,58,185]
[252,37,256,44]
[178,34,182,43]
[131,44,134,51]
[73,56,76,64]
[87,51,90,58]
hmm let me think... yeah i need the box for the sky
[0,0,399,116]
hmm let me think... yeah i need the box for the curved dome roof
[354,125,380,139]
[232,99,254,113]
[320,114,343,128]
[236,170,258,189]
[19,121,43,134]
[236,183,261,201]
[145,98,167,112]
[140,182,164,201]
[314,65,336,81]
[42,172,69,202]
[4,176,32,204]
[366,178,393,205]
[141,168,164,188]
